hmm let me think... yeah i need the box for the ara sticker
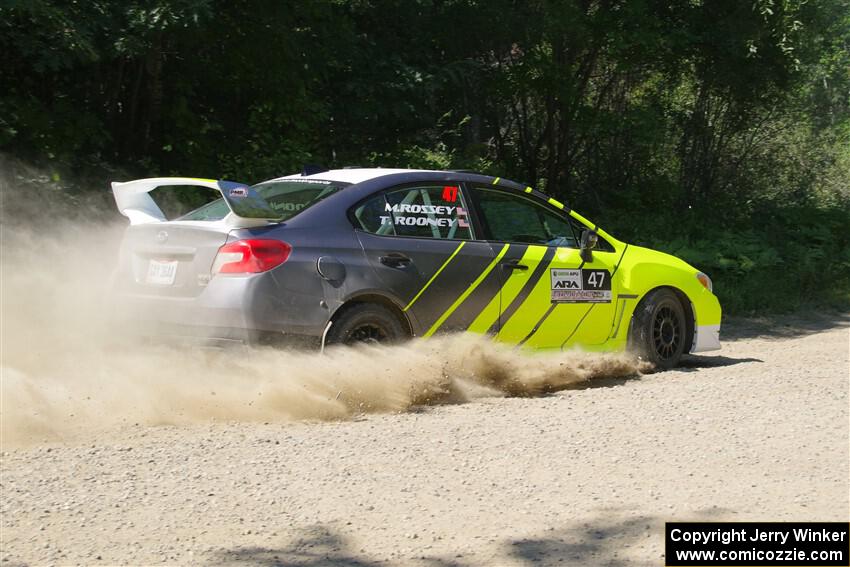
[550,268,611,303]
[442,185,458,202]
[229,187,249,198]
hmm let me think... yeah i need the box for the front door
[467,186,621,349]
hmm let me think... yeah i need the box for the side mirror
[580,229,598,263]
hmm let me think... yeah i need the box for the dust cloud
[0,159,645,447]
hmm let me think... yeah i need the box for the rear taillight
[212,239,291,274]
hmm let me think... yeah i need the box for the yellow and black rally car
[111,168,721,368]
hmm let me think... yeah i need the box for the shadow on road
[678,354,763,370]
[215,526,379,567]
[722,311,850,341]
[504,507,734,566]
[214,508,734,567]
[505,515,654,566]
[560,375,638,390]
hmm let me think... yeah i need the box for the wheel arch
[630,285,695,352]
[330,292,414,337]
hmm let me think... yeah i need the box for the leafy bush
[606,203,850,314]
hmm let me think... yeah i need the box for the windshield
[180,179,346,222]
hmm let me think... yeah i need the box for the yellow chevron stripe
[424,244,509,337]
[466,245,547,333]
[492,177,500,185]
[494,270,555,342]
[403,241,466,312]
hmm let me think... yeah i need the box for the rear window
[180,180,345,222]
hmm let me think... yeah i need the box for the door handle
[380,253,411,268]
[502,260,529,271]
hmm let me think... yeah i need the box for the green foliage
[607,202,850,314]
[1,0,848,314]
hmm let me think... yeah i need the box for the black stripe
[499,243,530,263]
[517,303,557,346]
[560,305,595,350]
[486,246,556,335]
[610,244,628,277]
[609,295,638,339]
[435,266,503,333]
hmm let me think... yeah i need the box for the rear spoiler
[111,177,279,227]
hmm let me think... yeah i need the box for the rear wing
[111,177,279,227]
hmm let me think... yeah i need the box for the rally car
[111,168,721,368]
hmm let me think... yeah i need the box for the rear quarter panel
[230,225,379,336]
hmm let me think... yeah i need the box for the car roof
[262,166,572,215]
[268,168,439,185]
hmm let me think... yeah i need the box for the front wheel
[629,289,688,369]
[326,303,407,346]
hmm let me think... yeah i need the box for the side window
[472,187,578,247]
[352,184,474,240]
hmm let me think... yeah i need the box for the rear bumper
[118,323,320,348]
[110,271,329,343]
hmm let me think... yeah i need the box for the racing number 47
[586,270,605,288]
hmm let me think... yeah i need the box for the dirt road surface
[2,316,848,566]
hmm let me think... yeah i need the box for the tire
[326,303,407,346]
[629,288,688,369]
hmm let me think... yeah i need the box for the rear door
[352,182,503,336]
[467,186,621,349]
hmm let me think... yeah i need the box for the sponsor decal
[228,187,249,198]
[384,203,457,215]
[442,185,458,202]
[551,268,611,303]
[272,202,306,212]
[380,202,468,228]
[380,215,454,227]
[279,179,332,184]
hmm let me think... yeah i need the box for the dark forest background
[1,0,848,313]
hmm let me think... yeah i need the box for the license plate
[146,259,178,285]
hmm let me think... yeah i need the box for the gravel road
[2,315,848,566]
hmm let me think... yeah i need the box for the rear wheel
[630,289,688,369]
[326,303,406,346]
